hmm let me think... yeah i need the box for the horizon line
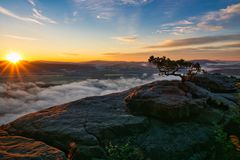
[1,59,240,63]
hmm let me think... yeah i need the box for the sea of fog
[0,74,180,124]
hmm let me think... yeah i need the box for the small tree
[148,56,204,81]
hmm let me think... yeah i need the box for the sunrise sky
[0,0,240,62]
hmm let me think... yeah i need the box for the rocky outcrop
[125,80,207,121]
[1,74,239,160]
[190,73,238,93]
[0,130,66,160]
[125,79,239,121]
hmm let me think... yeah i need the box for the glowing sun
[6,52,22,64]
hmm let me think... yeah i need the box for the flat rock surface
[2,92,148,159]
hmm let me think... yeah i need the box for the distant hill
[0,60,239,83]
[0,60,156,82]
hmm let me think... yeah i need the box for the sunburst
[1,52,33,82]
[6,52,22,64]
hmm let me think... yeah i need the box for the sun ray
[0,52,34,82]
[17,62,34,81]
[15,65,23,82]
[0,62,11,75]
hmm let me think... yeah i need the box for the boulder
[125,80,239,122]
[190,73,238,93]
[125,81,207,121]
[0,130,66,160]
[184,82,240,110]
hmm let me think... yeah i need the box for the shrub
[106,142,144,160]
[213,124,236,160]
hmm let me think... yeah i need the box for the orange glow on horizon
[0,50,239,63]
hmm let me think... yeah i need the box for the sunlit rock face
[0,130,66,160]
[1,74,239,160]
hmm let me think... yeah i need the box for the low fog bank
[0,75,179,124]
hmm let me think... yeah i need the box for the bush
[214,124,233,151]
[106,142,144,160]
[213,124,236,160]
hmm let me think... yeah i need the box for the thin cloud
[4,34,39,41]
[196,3,240,31]
[73,0,152,20]
[199,43,240,50]
[121,0,151,5]
[202,3,240,22]
[0,5,57,25]
[161,20,193,27]
[112,35,138,42]
[145,34,240,48]
[28,0,36,6]
[103,48,240,61]
[96,12,113,20]
[32,8,57,24]
[157,3,240,34]
[73,0,151,7]
[196,22,223,31]
[158,20,195,35]
[73,0,115,20]
[104,47,240,56]
[73,11,78,17]
[0,6,42,25]
[157,26,198,35]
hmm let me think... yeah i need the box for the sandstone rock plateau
[1,73,240,160]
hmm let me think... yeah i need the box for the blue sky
[0,0,240,61]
